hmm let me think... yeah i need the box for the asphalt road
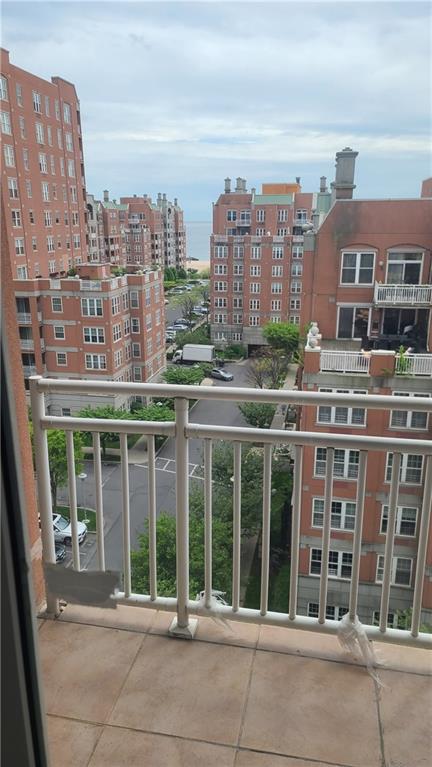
[60,358,251,573]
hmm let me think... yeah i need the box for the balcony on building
[374,283,432,307]
[27,375,431,766]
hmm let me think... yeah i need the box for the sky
[2,1,431,219]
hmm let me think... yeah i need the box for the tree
[176,267,187,280]
[238,402,276,429]
[246,358,269,389]
[131,511,233,599]
[174,326,210,349]
[262,322,300,357]
[133,403,175,422]
[179,295,196,324]
[162,366,207,386]
[164,266,176,282]
[48,430,83,510]
[77,405,133,458]
[265,349,290,388]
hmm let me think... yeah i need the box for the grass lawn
[56,505,97,532]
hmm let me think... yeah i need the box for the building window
[214,281,227,292]
[55,99,60,120]
[341,252,375,285]
[38,153,48,173]
[11,210,22,227]
[0,110,11,133]
[67,159,75,177]
[214,264,227,275]
[81,298,103,317]
[233,281,243,293]
[272,265,283,277]
[214,245,228,258]
[133,367,142,381]
[65,132,73,152]
[15,238,25,255]
[233,245,244,259]
[70,186,77,202]
[32,91,42,112]
[271,299,281,311]
[19,116,26,139]
[290,298,301,310]
[310,549,353,579]
[271,282,282,293]
[130,291,139,308]
[73,234,80,249]
[337,307,370,340]
[44,210,52,227]
[256,228,265,236]
[251,246,261,259]
[54,326,65,340]
[111,296,120,315]
[47,236,55,252]
[390,393,429,430]
[312,498,356,531]
[308,603,348,621]
[270,315,281,323]
[385,453,423,485]
[83,327,105,343]
[277,209,288,222]
[249,299,260,310]
[233,314,243,324]
[41,182,50,202]
[35,121,45,144]
[32,237,37,251]
[50,155,56,175]
[26,180,32,198]
[272,246,283,259]
[47,125,52,146]
[317,388,367,426]
[233,263,243,276]
[114,350,123,367]
[380,505,417,537]
[113,323,122,342]
[0,75,8,100]
[16,266,28,279]
[249,283,260,295]
[291,263,303,276]
[214,313,227,324]
[249,315,260,326]
[63,102,71,123]
[296,209,308,221]
[85,354,107,370]
[227,210,237,221]
[292,245,303,259]
[376,555,412,586]
[315,448,359,479]
[51,296,63,313]
[256,209,265,222]
[233,297,243,309]
[3,144,15,166]
[56,352,67,366]
[48,259,56,273]
[289,315,301,325]
[15,82,23,106]
[250,265,261,276]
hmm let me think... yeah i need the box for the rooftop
[39,604,432,767]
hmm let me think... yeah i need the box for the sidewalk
[270,362,299,430]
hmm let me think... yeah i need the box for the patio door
[337,307,370,339]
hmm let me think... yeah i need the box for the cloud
[2,1,431,217]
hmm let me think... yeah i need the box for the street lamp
[77,472,89,524]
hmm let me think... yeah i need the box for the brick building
[15,262,165,413]
[209,176,316,352]
[1,48,88,279]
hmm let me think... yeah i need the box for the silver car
[52,513,87,546]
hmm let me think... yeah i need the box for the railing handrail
[29,376,432,411]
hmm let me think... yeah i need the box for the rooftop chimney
[224,177,231,193]
[162,193,167,201]
[320,176,328,193]
[296,176,301,185]
[174,197,178,206]
[331,147,358,200]
[143,194,148,199]
[241,178,247,192]
[235,177,242,192]
[103,190,109,202]
[251,187,256,196]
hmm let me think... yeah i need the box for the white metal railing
[17,312,32,324]
[396,354,432,377]
[374,283,432,305]
[23,365,38,376]
[20,339,35,350]
[320,350,370,374]
[292,235,304,243]
[30,377,432,649]
[81,280,102,291]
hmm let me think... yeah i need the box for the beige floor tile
[236,751,336,767]
[241,651,382,767]
[109,634,253,745]
[88,726,235,767]
[374,642,432,676]
[46,715,102,767]
[379,669,432,767]
[258,625,361,665]
[58,603,157,633]
[150,610,259,648]
[39,621,143,722]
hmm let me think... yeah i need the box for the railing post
[169,397,197,638]
[29,376,59,616]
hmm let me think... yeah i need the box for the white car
[52,513,87,546]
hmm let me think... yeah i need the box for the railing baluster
[411,455,432,637]
[289,445,303,620]
[349,451,367,620]
[204,439,212,609]
[29,376,58,614]
[232,441,242,612]
[120,433,131,597]
[318,447,334,623]
[66,430,80,571]
[379,452,401,633]
[93,432,105,571]
[147,435,157,600]
[260,444,272,616]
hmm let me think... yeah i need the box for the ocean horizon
[185,221,211,261]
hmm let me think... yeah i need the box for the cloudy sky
[3,1,431,219]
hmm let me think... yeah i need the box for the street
[60,358,252,572]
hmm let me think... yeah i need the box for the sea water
[185,221,211,261]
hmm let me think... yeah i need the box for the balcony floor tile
[57,602,157,634]
[109,633,253,746]
[39,621,144,722]
[46,715,102,767]
[235,753,337,767]
[379,669,432,767]
[240,652,382,767]
[88,726,236,767]
[150,610,259,648]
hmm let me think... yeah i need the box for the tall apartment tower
[155,192,186,269]
[1,48,88,279]
[209,176,316,352]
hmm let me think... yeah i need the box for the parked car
[166,325,178,333]
[173,320,191,329]
[52,513,87,546]
[55,542,66,563]
[209,368,234,381]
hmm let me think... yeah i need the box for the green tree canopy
[162,366,207,386]
[238,402,276,429]
[132,404,175,422]
[77,405,134,457]
[262,322,300,356]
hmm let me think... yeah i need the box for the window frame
[385,453,423,485]
[376,555,413,587]
[314,447,360,480]
[340,251,375,286]
[310,548,353,580]
[380,505,418,537]
[312,497,357,532]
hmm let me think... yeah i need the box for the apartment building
[86,192,104,262]
[1,48,88,279]
[210,176,316,351]
[15,262,165,413]
[155,191,186,269]
[297,343,432,627]
[121,192,186,270]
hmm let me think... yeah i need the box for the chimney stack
[224,177,231,193]
[296,176,301,185]
[162,193,167,201]
[251,187,256,196]
[235,177,242,192]
[331,147,358,200]
[320,176,328,193]
[103,190,109,202]
[174,197,178,206]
